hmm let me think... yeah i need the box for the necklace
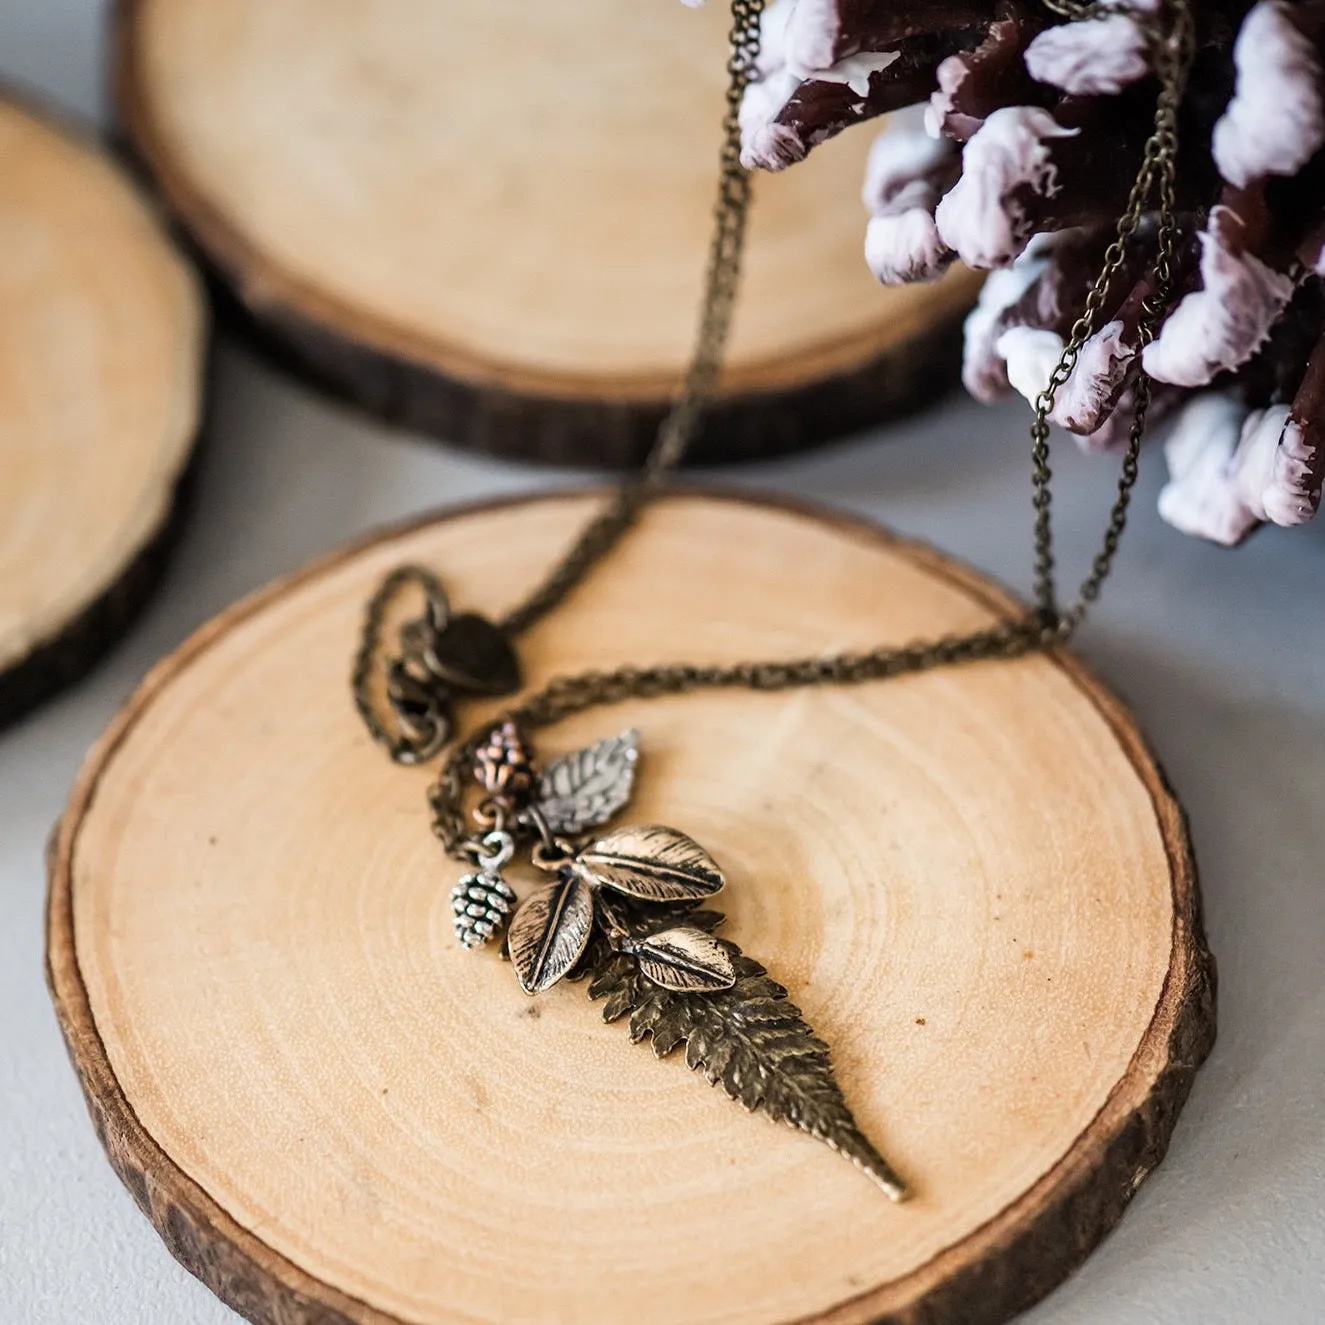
[352,0,1194,1202]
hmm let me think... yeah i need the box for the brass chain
[352,0,767,761]
[495,0,768,639]
[1030,0,1194,631]
[351,0,1195,854]
[351,564,451,760]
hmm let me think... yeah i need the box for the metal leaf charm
[507,870,594,994]
[588,941,908,1201]
[535,729,640,835]
[630,927,736,992]
[577,825,725,903]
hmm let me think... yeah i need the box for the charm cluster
[436,720,908,1200]
[450,724,735,995]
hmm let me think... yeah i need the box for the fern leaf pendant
[596,942,906,1200]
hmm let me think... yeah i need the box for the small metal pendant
[450,870,516,948]
[446,723,909,1202]
[425,613,521,696]
[364,568,522,763]
[449,832,517,949]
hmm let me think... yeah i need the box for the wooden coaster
[47,492,1214,1325]
[0,93,206,730]
[113,0,980,466]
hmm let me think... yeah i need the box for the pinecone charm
[451,870,517,949]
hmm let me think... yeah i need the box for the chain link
[426,621,1045,855]
[352,564,454,763]
[350,0,1195,853]
[1029,0,1194,632]
[496,0,767,638]
[354,1,766,758]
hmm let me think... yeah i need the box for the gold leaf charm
[507,871,594,994]
[577,825,725,902]
[628,926,737,992]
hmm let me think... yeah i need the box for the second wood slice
[114,0,980,465]
[0,93,205,729]
[49,492,1214,1325]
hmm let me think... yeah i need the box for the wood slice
[0,92,206,730]
[47,491,1215,1325]
[113,0,980,467]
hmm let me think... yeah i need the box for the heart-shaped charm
[428,613,521,696]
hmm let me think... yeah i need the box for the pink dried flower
[1024,14,1150,96]
[1157,393,1257,545]
[935,107,1079,268]
[861,116,957,283]
[1213,0,1325,188]
[1142,207,1296,387]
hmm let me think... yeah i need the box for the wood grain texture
[47,491,1215,1325]
[0,91,205,730]
[112,0,981,466]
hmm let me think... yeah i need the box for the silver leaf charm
[576,825,725,903]
[535,728,640,835]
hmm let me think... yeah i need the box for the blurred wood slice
[48,490,1215,1325]
[113,0,980,466]
[0,91,206,730]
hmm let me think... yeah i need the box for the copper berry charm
[473,720,537,805]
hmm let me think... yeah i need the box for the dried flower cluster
[696,0,1325,545]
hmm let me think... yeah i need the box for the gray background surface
[2,6,1323,1322]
